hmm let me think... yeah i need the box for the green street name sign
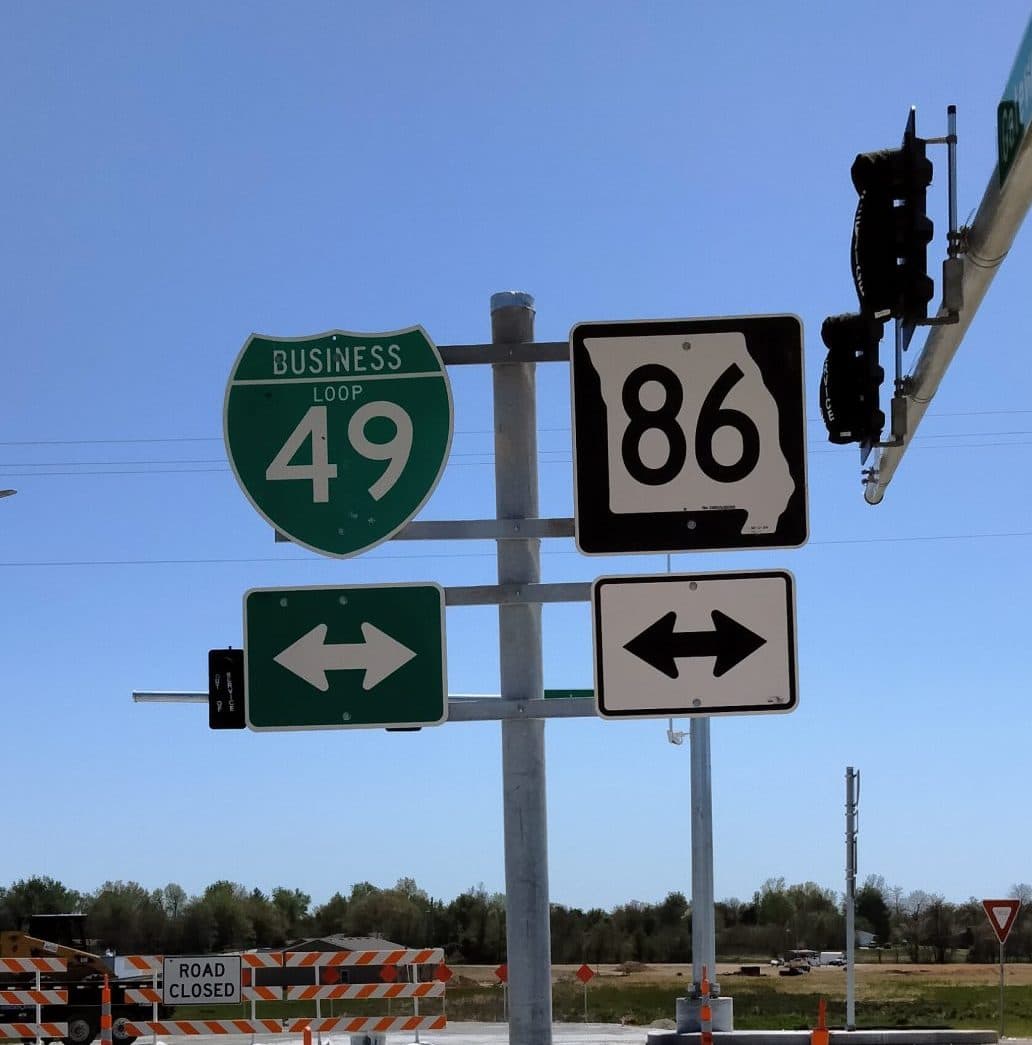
[224,327,453,558]
[244,583,447,731]
[998,14,1032,185]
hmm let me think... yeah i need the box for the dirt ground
[459,962,1032,991]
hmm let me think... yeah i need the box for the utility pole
[845,766,859,1030]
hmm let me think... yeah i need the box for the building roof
[287,935,403,952]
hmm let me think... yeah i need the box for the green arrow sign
[224,327,453,558]
[244,583,447,731]
[998,14,1032,185]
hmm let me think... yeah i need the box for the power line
[4,408,1032,448]
[0,459,228,468]
[7,437,1032,478]
[0,448,576,469]
[0,467,230,477]
[3,526,1032,568]
[0,428,572,447]
[0,436,220,447]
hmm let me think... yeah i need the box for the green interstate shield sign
[244,583,447,731]
[224,327,453,558]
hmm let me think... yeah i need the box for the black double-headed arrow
[624,610,766,679]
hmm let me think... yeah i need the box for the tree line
[1,874,1028,965]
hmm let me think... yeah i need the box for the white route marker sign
[593,570,797,718]
[571,315,807,554]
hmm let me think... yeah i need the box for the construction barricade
[121,947,448,1038]
[0,957,69,1042]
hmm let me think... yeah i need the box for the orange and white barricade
[124,1015,448,1036]
[120,947,449,1038]
[0,956,69,1044]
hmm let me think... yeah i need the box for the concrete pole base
[676,995,734,1032]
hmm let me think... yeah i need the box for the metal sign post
[982,898,1021,1038]
[490,292,553,1045]
[845,767,859,1030]
[999,940,1005,1039]
[690,717,715,997]
[138,296,814,1045]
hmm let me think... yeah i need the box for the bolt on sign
[244,583,447,731]
[592,570,797,717]
[570,315,807,555]
[162,956,241,1005]
[224,327,453,558]
[998,14,1032,186]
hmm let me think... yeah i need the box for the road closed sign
[162,955,241,1005]
[570,315,807,554]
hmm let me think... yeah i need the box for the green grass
[722,982,1032,1034]
[168,982,1032,1033]
[4,976,1029,1038]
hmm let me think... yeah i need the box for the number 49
[265,403,413,503]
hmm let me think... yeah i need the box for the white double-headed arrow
[273,622,416,692]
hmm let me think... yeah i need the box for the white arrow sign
[273,622,416,692]
[592,569,797,717]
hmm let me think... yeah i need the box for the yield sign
[982,899,1021,944]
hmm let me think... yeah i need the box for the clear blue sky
[2,2,1031,916]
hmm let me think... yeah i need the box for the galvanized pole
[866,99,1032,503]
[690,717,716,994]
[998,939,1005,1039]
[845,766,859,1030]
[491,290,553,1045]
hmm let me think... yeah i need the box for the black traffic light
[819,313,886,447]
[850,111,933,335]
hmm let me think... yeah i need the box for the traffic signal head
[849,120,934,329]
[819,312,885,446]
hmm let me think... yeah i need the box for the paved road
[149,1025,656,1045]
[145,1028,1030,1045]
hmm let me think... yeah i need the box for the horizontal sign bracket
[395,517,575,540]
[133,691,597,721]
[438,341,569,365]
[445,581,591,606]
[447,696,596,721]
[276,517,576,543]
